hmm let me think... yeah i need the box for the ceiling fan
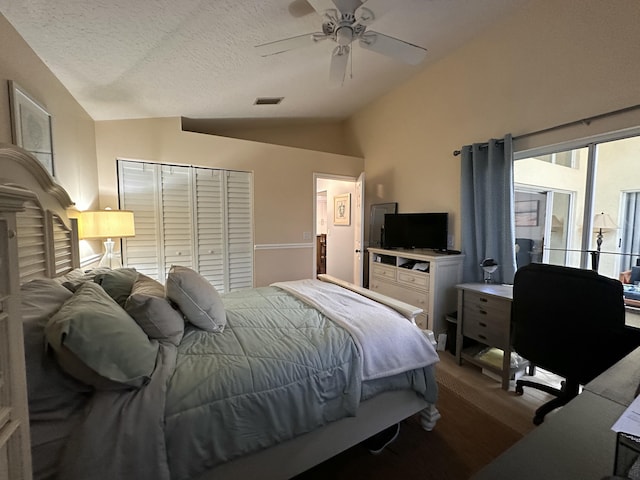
[255,0,427,85]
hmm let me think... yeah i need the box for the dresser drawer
[397,269,428,290]
[371,263,396,281]
[414,312,429,330]
[370,280,428,312]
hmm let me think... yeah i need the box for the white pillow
[165,265,226,332]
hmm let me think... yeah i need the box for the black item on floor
[362,423,400,455]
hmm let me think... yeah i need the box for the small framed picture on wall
[334,193,351,226]
[515,200,539,226]
[8,80,55,177]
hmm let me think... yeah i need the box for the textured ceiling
[1,0,530,121]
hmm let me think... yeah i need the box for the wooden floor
[435,350,561,436]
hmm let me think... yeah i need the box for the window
[514,130,640,280]
[532,150,577,168]
[118,160,253,292]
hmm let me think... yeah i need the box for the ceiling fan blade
[354,6,374,26]
[333,0,367,14]
[307,0,337,15]
[359,31,427,65]
[255,33,326,57]
[329,45,350,85]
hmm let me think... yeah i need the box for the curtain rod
[452,103,640,156]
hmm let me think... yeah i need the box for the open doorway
[314,174,364,285]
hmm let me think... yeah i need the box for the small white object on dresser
[368,247,464,335]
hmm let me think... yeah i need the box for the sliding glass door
[513,130,640,280]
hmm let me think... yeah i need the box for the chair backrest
[512,263,630,384]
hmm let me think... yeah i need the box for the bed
[2,143,440,480]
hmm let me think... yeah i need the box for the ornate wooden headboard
[0,143,80,282]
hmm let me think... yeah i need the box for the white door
[353,172,365,286]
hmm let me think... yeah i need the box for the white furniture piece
[368,248,464,334]
[0,143,79,480]
[0,185,33,480]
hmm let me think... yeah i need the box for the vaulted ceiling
[1,0,530,122]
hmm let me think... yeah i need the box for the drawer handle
[478,334,487,340]
[479,297,488,302]
[479,322,487,327]
[479,310,487,315]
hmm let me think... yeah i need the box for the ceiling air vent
[254,97,283,106]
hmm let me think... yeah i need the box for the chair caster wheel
[533,415,544,426]
[515,384,524,395]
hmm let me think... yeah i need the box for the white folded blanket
[272,279,439,381]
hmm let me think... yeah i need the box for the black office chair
[512,263,640,425]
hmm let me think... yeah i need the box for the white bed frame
[1,143,439,480]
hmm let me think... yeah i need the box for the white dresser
[368,248,463,334]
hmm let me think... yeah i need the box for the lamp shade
[592,212,617,231]
[78,209,135,239]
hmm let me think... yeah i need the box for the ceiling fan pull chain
[349,47,353,80]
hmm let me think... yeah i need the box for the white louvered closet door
[226,171,253,291]
[119,161,163,280]
[118,160,253,291]
[161,165,194,279]
[194,168,225,291]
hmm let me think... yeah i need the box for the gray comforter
[59,285,437,480]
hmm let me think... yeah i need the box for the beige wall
[0,13,99,211]
[95,117,364,285]
[5,0,640,278]
[346,0,640,250]
[183,117,355,156]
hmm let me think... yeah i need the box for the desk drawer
[397,269,428,290]
[371,263,396,281]
[464,291,511,319]
[462,310,509,347]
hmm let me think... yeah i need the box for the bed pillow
[54,267,112,292]
[21,279,92,399]
[165,265,226,332]
[125,273,185,345]
[45,281,159,390]
[93,268,138,306]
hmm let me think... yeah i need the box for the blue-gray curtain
[460,134,517,284]
[621,192,640,270]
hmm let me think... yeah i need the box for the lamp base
[98,239,123,269]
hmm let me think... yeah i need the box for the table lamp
[480,258,498,283]
[591,212,617,272]
[78,208,135,268]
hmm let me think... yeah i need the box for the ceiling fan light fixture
[335,26,353,46]
[254,97,284,106]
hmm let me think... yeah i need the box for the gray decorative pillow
[125,273,185,345]
[54,267,112,292]
[93,267,138,307]
[165,265,226,332]
[45,281,159,390]
[21,279,92,400]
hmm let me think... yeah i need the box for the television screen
[383,213,448,251]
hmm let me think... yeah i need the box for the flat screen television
[383,213,448,251]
